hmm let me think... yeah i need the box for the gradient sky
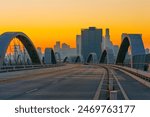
[0,0,150,50]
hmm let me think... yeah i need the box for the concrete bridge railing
[111,65,150,81]
[0,64,65,73]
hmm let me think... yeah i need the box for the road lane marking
[25,88,38,94]
[93,71,106,100]
[111,70,129,100]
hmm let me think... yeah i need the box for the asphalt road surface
[0,64,149,100]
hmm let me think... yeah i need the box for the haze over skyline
[0,0,150,50]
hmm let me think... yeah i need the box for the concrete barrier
[112,65,150,88]
[109,78,113,91]
[0,64,65,73]
[110,91,117,100]
[112,65,150,79]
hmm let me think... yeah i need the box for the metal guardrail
[0,64,65,73]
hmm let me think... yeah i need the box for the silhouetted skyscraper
[81,27,102,61]
[76,35,81,56]
[113,45,119,57]
[37,47,43,60]
[101,29,115,64]
[54,41,60,52]
[105,28,110,39]
[105,28,113,50]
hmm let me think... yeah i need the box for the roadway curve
[0,64,105,100]
[0,64,150,100]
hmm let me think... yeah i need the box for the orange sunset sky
[0,0,150,50]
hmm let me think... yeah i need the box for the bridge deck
[0,64,150,100]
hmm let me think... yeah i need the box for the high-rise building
[54,41,60,52]
[113,45,119,57]
[101,28,115,64]
[105,28,110,39]
[44,48,52,64]
[76,35,81,56]
[37,47,43,60]
[81,27,103,61]
[62,43,70,50]
[105,28,113,50]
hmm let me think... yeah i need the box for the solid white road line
[111,70,129,100]
[25,88,38,94]
[93,71,106,100]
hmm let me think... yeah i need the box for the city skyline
[0,0,150,50]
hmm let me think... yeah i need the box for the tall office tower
[101,36,105,50]
[44,48,53,64]
[105,28,110,39]
[81,27,102,61]
[105,28,113,50]
[100,28,115,64]
[54,41,61,52]
[76,35,81,56]
[37,47,43,60]
[113,45,119,57]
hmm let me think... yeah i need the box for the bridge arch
[86,53,98,64]
[63,56,69,63]
[55,52,61,62]
[44,48,57,64]
[99,49,114,64]
[63,56,83,64]
[116,34,145,69]
[99,50,107,63]
[0,32,42,65]
[74,55,83,63]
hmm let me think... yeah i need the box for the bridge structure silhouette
[0,32,150,100]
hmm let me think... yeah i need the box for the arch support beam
[44,48,57,64]
[99,50,107,63]
[74,55,83,63]
[0,32,42,65]
[116,34,145,70]
[99,49,114,64]
[86,53,98,64]
[55,52,61,63]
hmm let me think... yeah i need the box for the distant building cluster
[53,41,77,59]
[36,27,150,65]
[49,27,121,63]
[4,45,31,65]
[76,27,119,63]
[4,26,150,66]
